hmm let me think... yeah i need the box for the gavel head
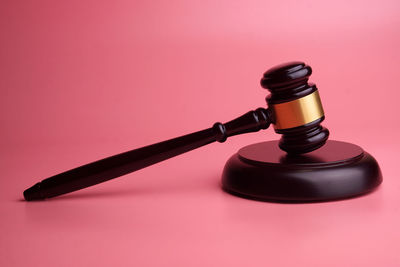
[260,61,329,154]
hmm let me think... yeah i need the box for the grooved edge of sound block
[221,140,382,202]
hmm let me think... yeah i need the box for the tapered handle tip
[24,183,44,201]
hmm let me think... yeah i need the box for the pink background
[1,0,400,266]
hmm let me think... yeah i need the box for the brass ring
[271,90,324,130]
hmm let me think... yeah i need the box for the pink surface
[1,0,400,266]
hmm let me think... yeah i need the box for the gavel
[24,62,329,201]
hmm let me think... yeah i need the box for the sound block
[222,140,382,202]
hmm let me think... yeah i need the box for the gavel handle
[23,108,271,201]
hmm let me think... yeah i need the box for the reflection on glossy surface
[239,140,363,166]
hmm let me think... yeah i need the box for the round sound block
[222,140,382,202]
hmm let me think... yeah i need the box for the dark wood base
[222,140,382,202]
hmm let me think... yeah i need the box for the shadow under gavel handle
[23,108,271,201]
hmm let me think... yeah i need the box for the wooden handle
[23,108,271,200]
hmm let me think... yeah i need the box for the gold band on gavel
[271,90,324,130]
